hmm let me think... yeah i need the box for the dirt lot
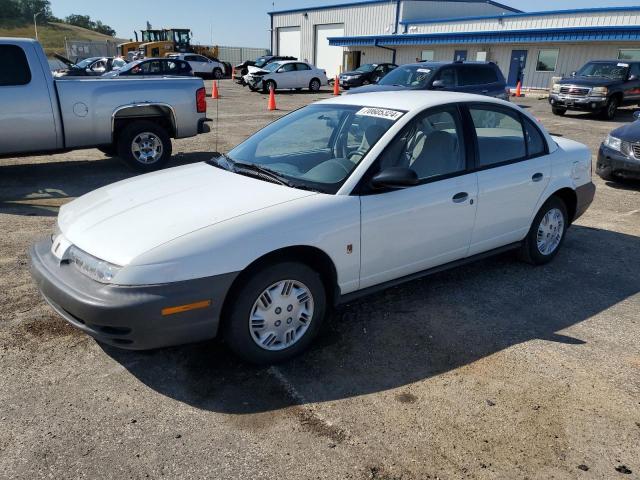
[1,81,639,480]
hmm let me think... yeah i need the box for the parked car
[102,58,194,78]
[339,63,397,89]
[30,90,595,364]
[167,53,226,79]
[234,55,297,83]
[346,61,509,100]
[53,54,128,77]
[245,60,328,93]
[0,38,210,171]
[549,60,640,120]
[597,111,640,181]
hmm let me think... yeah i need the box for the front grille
[559,85,590,97]
[632,143,640,159]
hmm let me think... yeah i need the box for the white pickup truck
[0,38,211,171]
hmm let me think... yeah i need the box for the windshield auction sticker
[356,107,404,121]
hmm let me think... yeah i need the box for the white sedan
[30,91,595,364]
[245,60,328,93]
[167,53,225,79]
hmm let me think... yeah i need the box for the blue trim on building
[268,0,521,16]
[328,26,640,47]
[400,6,640,25]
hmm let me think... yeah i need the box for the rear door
[0,43,58,155]
[295,62,313,87]
[456,65,504,97]
[465,103,551,255]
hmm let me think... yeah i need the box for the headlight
[68,246,121,283]
[604,134,622,152]
[592,87,608,96]
[552,83,561,93]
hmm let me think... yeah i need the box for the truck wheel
[224,261,327,364]
[212,67,223,79]
[117,121,172,172]
[552,107,566,116]
[97,145,117,157]
[601,97,620,120]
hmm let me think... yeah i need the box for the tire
[98,145,117,157]
[519,196,568,265]
[601,97,620,120]
[116,120,172,172]
[212,67,223,80]
[552,107,566,116]
[263,80,276,94]
[309,78,321,92]
[224,262,327,364]
[362,80,370,86]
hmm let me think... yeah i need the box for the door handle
[452,192,469,203]
[532,172,544,182]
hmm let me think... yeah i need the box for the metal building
[269,1,640,89]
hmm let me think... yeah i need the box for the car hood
[558,76,621,87]
[344,84,410,95]
[58,162,316,266]
[341,70,364,76]
[610,119,640,142]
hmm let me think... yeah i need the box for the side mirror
[633,111,640,120]
[371,167,419,189]
[571,71,577,77]
[431,79,445,89]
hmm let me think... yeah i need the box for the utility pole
[34,11,44,40]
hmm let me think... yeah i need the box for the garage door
[278,27,301,60]
[315,23,344,78]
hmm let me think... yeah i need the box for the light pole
[34,11,44,40]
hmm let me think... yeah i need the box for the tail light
[196,87,206,113]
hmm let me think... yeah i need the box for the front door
[275,62,298,88]
[360,106,478,288]
[454,50,467,62]
[507,49,528,87]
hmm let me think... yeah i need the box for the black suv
[234,55,297,84]
[549,60,640,120]
[345,61,508,100]
[338,63,397,89]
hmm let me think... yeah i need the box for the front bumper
[339,77,363,89]
[597,144,640,178]
[29,239,238,350]
[549,94,608,111]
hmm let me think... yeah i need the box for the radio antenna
[215,82,219,152]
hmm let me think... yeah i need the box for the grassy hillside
[0,21,127,56]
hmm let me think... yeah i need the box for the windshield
[263,62,281,72]
[576,62,629,80]
[223,104,403,193]
[254,56,270,67]
[75,57,100,68]
[355,64,377,73]
[378,65,435,88]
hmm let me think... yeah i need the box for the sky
[50,0,640,48]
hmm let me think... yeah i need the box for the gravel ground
[1,81,639,480]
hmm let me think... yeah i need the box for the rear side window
[523,118,546,157]
[458,66,499,86]
[470,106,526,167]
[0,45,31,86]
[296,63,311,71]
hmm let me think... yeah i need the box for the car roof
[317,90,508,112]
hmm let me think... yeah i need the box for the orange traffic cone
[268,84,277,111]
[333,75,340,96]
[212,80,220,99]
[515,81,522,98]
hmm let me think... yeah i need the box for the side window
[434,67,455,87]
[523,118,546,157]
[280,63,296,72]
[470,106,526,167]
[197,56,209,62]
[630,63,640,77]
[0,45,31,86]
[165,61,178,73]
[377,107,466,180]
[296,63,311,71]
[140,61,162,74]
[184,55,197,62]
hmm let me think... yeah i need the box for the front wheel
[519,196,568,265]
[601,97,620,120]
[212,67,223,80]
[263,80,276,94]
[117,120,172,172]
[552,106,566,116]
[224,262,327,364]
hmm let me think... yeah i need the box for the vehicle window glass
[228,104,400,193]
[434,67,455,87]
[139,61,162,74]
[185,55,197,62]
[470,106,526,167]
[378,64,435,88]
[576,62,628,80]
[377,107,465,180]
[197,56,209,62]
[0,45,31,86]
[165,61,178,73]
[459,66,496,86]
[296,63,311,71]
[113,58,126,68]
[91,60,106,72]
[630,64,640,77]
[523,118,546,157]
[280,63,296,72]
[476,66,499,84]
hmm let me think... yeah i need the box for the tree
[17,0,52,20]
[64,13,116,37]
[0,0,21,19]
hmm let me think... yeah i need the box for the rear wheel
[212,67,223,79]
[309,78,321,92]
[519,196,568,265]
[224,262,326,364]
[117,120,172,172]
[552,106,566,116]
